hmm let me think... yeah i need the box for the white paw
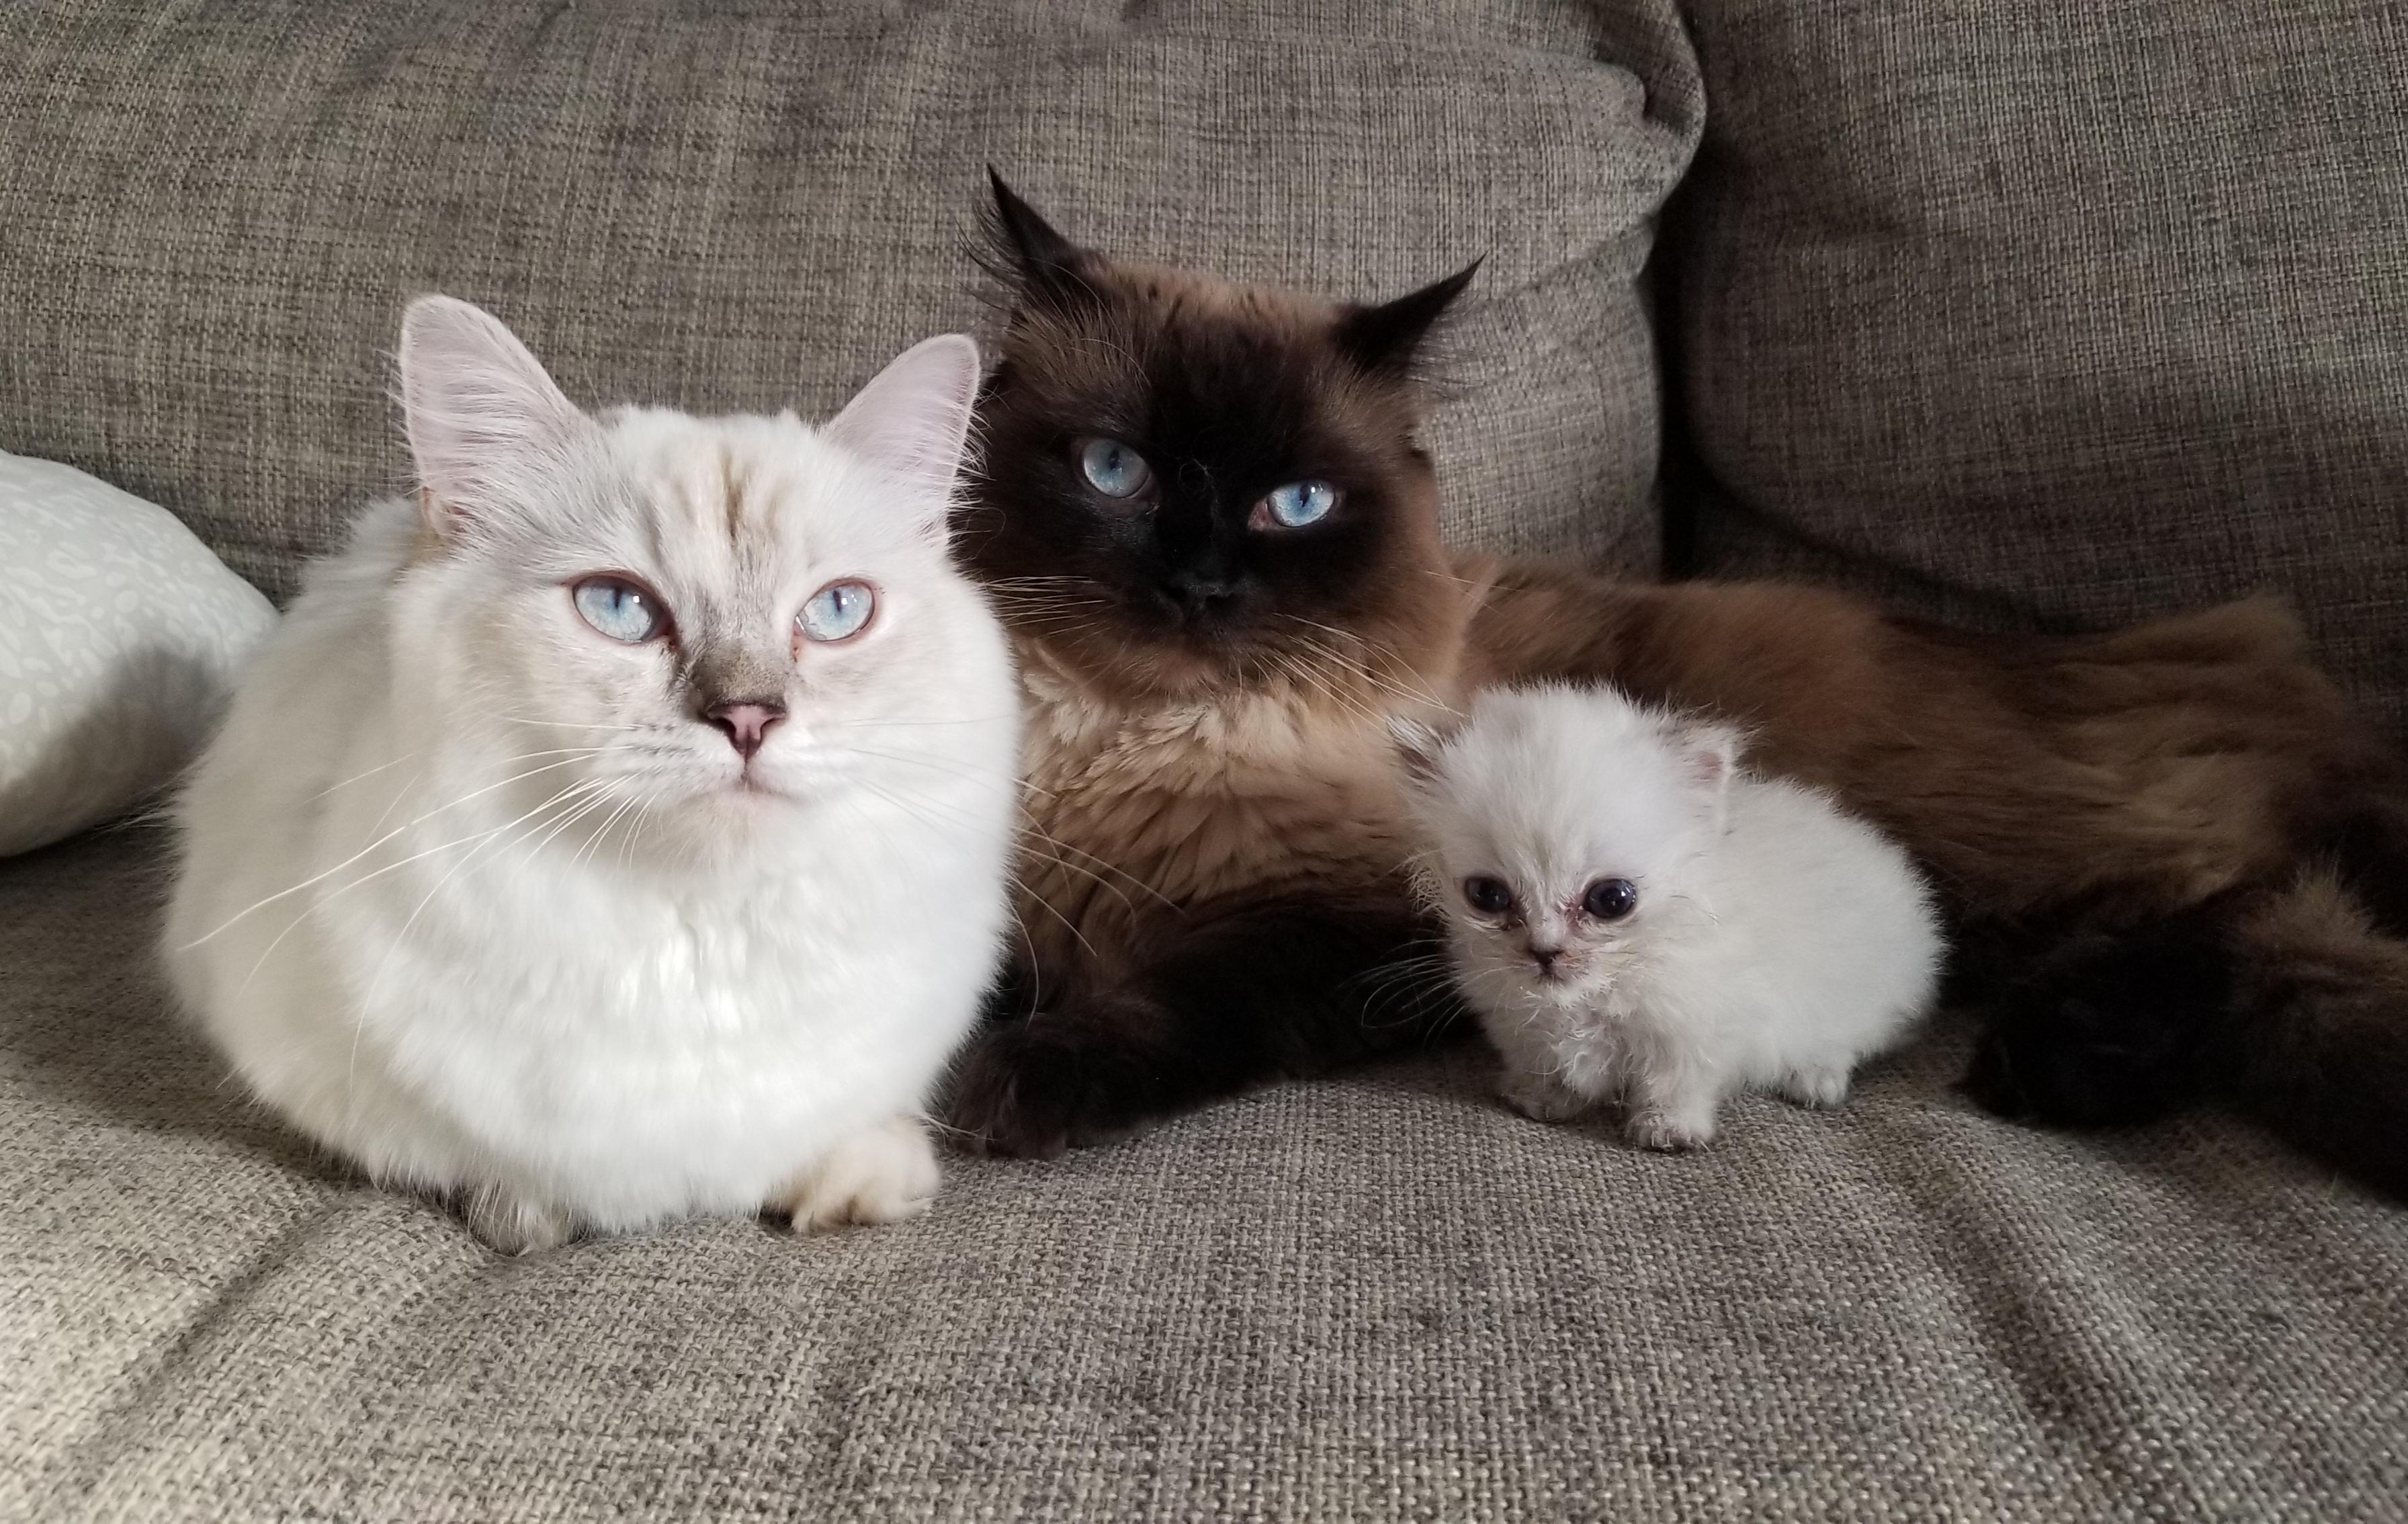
[1779,1065,1852,1110]
[462,1185,576,1255]
[1624,1107,1718,1154]
[773,1115,942,1233]
[1497,1066,1594,1124]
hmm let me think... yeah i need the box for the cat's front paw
[461,1185,577,1255]
[1623,1107,1717,1154]
[943,1016,1162,1159]
[775,1115,941,1232]
[1778,1065,1852,1110]
[1496,1065,1594,1124]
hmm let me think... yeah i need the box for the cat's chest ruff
[1014,648,1416,916]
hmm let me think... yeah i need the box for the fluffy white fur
[1398,683,1941,1152]
[166,297,1020,1251]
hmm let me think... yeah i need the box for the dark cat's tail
[2219,859,2408,1199]
[1968,829,2408,1200]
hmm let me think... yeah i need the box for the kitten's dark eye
[1077,437,1153,499]
[1251,480,1340,530]
[571,575,670,644]
[1463,876,1515,915]
[1582,878,1639,921]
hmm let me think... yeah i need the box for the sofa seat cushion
[5,833,2405,1518]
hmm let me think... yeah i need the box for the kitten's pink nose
[705,699,785,760]
[1529,943,1563,974]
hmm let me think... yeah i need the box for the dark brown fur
[948,178,2408,1195]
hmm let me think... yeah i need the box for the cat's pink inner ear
[397,295,583,525]
[825,334,982,511]
[1683,721,1742,801]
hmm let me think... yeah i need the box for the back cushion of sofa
[0,0,1700,599]
[1670,0,2408,734]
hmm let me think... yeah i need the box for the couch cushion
[0,0,1699,600]
[5,831,2405,1519]
[1668,0,2408,736]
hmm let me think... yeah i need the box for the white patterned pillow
[0,452,275,857]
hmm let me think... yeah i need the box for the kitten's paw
[1623,1107,1717,1154]
[775,1115,941,1232]
[943,1017,1162,1159]
[1778,1065,1852,1110]
[1497,1066,1594,1124]
[462,1185,576,1255]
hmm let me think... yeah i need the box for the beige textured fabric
[1670,0,2408,735]
[0,0,1698,599]
[6,833,2407,1520]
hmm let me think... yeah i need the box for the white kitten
[165,297,1021,1251]
[1395,683,1941,1152]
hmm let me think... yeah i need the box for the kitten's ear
[1388,714,1457,790]
[398,296,585,532]
[981,169,1092,303]
[1678,719,1744,828]
[1335,259,1482,376]
[826,333,983,532]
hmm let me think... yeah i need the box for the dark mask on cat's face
[961,174,1477,699]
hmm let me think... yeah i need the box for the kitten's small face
[1402,687,1735,1011]
[963,179,1475,700]
[394,299,989,853]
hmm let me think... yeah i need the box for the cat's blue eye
[571,575,669,644]
[1078,437,1153,499]
[798,580,877,643]
[1258,480,1340,530]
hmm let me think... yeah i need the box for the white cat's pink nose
[1528,943,1563,974]
[706,700,786,760]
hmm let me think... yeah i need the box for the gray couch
[5,2,2405,1518]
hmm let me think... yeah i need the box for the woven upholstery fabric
[0,0,1698,599]
[1670,0,2408,734]
[7,833,2407,1521]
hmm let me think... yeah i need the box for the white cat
[1395,683,1941,1152]
[165,296,1021,1251]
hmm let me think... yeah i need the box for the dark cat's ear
[1335,259,1481,376]
[981,169,1092,304]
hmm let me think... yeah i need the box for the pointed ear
[398,296,585,530]
[825,333,983,532]
[1388,713,1457,791]
[980,169,1093,304]
[1677,719,1743,827]
[1334,258,1481,376]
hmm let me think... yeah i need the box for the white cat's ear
[398,296,585,532]
[825,334,983,534]
[1388,713,1456,790]
[1678,719,1744,827]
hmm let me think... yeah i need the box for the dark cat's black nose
[1160,568,1240,620]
